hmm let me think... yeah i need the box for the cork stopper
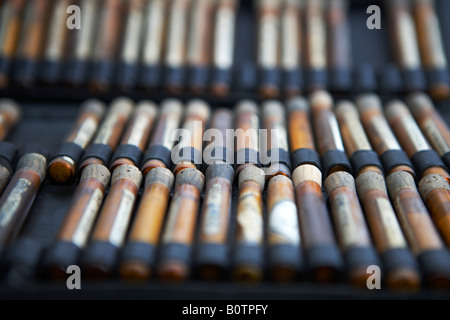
[418,173,450,200]
[335,100,358,119]
[324,171,356,194]
[80,99,106,119]
[384,100,411,121]
[175,168,205,192]
[16,153,47,182]
[145,166,174,190]
[235,100,259,116]
[186,99,211,122]
[111,164,143,189]
[355,170,388,200]
[262,100,285,118]
[287,97,309,114]
[109,97,134,117]
[0,99,21,125]
[135,100,158,119]
[292,164,322,188]
[80,163,111,188]
[161,99,184,119]
[386,171,416,199]
[238,165,265,190]
[309,90,333,110]
[355,93,382,114]
[406,92,434,114]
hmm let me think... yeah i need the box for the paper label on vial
[237,191,263,244]
[73,117,97,148]
[122,9,143,64]
[202,183,223,235]
[422,118,449,156]
[376,198,407,248]
[371,115,402,150]
[346,114,372,150]
[308,15,326,68]
[0,178,32,227]
[76,1,96,59]
[427,15,447,68]
[143,0,165,64]
[259,15,279,68]
[46,1,67,60]
[162,116,181,150]
[268,200,300,245]
[0,2,12,53]
[400,117,429,152]
[126,115,150,147]
[166,4,186,67]
[109,189,135,247]
[214,7,235,69]
[328,114,345,151]
[281,13,299,70]
[334,193,359,247]
[398,12,421,69]
[72,188,103,248]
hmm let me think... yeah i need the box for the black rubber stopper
[213,67,232,88]
[350,150,383,176]
[238,62,257,90]
[306,68,327,91]
[290,148,321,170]
[139,64,161,88]
[380,64,403,94]
[189,66,210,91]
[380,149,414,176]
[165,66,185,89]
[426,68,450,89]
[80,143,113,167]
[260,67,281,91]
[40,59,60,84]
[13,58,36,85]
[233,244,264,269]
[42,241,81,275]
[64,59,88,86]
[284,68,303,93]
[1,237,43,285]
[90,60,113,87]
[0,142,18,174]
[381,248,419,277]
[442,151,450,170]
[159,243,191,264]
[141,145,172,169]
[264,148,291,170]
[203,147,234,168]
[411,149,447,178]
[0,56,10,75]
[120,242,156,267]
[305,244,344,279]
[50,142,83,164]
[353,63,377,93]
[116,62,138,90]
[402,68,426,93]
[235,148,260,167]
[417,249,450,285]
[172,146,202,169]
[109,144,143,168]
[81,241,119,275]
[268,244,303,273]
[344,246,380,275]
[195,243,228,270]
[321,150,352,177]
[330,67,352,92]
